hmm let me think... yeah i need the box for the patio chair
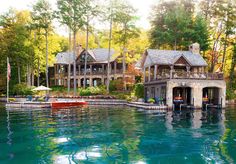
[33,96,39,102]
[44,96,50,102]
[26,95,33,101]
[154,97,160,105]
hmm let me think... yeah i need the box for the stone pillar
[148,66,151,82]
[192,84,203,108]
[78,78,81,87]
[166,82,173,108]
[154,65,157,80]
[219,87,226,108]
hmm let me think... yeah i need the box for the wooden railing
[146,71,224,82]
[55,69,125,77]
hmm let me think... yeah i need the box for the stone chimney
[76,44,83,56]
[189,43,200,54]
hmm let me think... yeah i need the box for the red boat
[51,101,88,109]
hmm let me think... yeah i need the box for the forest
[0,0,235,98]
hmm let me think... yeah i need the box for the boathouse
[141,43,226,108]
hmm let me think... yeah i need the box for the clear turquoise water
[0,105,236,164]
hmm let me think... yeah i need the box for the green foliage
[109,79,124,92]
[110,91,130,100]
[226,88,236,100]
[51,85,66,92]
[79,86,107,96]
[148,98,155,103]
[134,83,144,98]
[12,83,34,96]
[150,0,209,50]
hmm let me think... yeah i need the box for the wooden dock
[127,102,167,113]
[5,99,168,113]
[6,102,51,108]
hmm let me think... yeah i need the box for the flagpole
[7,57,9,103]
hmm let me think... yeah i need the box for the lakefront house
[51,46,134,88]
[140,43,226,108]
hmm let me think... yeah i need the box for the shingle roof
[144,49,207,67]
[87,48,116,63]
[55,48,116,64]
[55,52,75,65]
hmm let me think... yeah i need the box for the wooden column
[114,61,117,74]
[154,65,157,80]
[148,66,151,82]
[90,65,92,75]
[78,65,81,76]
[170,65,174,79]
[186,65,190,78]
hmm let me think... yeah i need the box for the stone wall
[145,79,226,108]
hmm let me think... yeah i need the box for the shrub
[148,98,155,103]
[226,88,236,100]
[109,79,124,92]
[12,83,34,96]
[134,83,144,98]
[51,85,66,92]
[8,98,16,102]
[79,86,107,96]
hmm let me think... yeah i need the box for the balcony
[55,69,125,77]
[145,71,224,82]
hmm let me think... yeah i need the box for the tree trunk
[17,62,21,84]
[107,11,113,92]
[122,23,127,91]
[31,70,34,86]
[69,29,72,52]
[27,64,31,86]
[68,64,71,93]
[84,17,89,88]
[46,31,49,87]
[67,28,72,94]
[211,21,223,72]
[122,49,126,91]
[73,30,77,95]
[37,58,40,86]
[221,35,228,72]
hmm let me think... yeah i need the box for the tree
[56,0,87,95]
[31,0,53,87]
[150,0,199,50]
[112,0,140,90]
[0,9,32,87]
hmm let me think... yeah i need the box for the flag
[7,58,11,81]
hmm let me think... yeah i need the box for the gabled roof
[55,48,116,64]
[143,49,207,67]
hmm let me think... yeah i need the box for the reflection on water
[0,105,236,163]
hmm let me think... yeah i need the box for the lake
[0,104,236,163]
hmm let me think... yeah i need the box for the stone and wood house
[51,47,134,88]
[140,43,226,108]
